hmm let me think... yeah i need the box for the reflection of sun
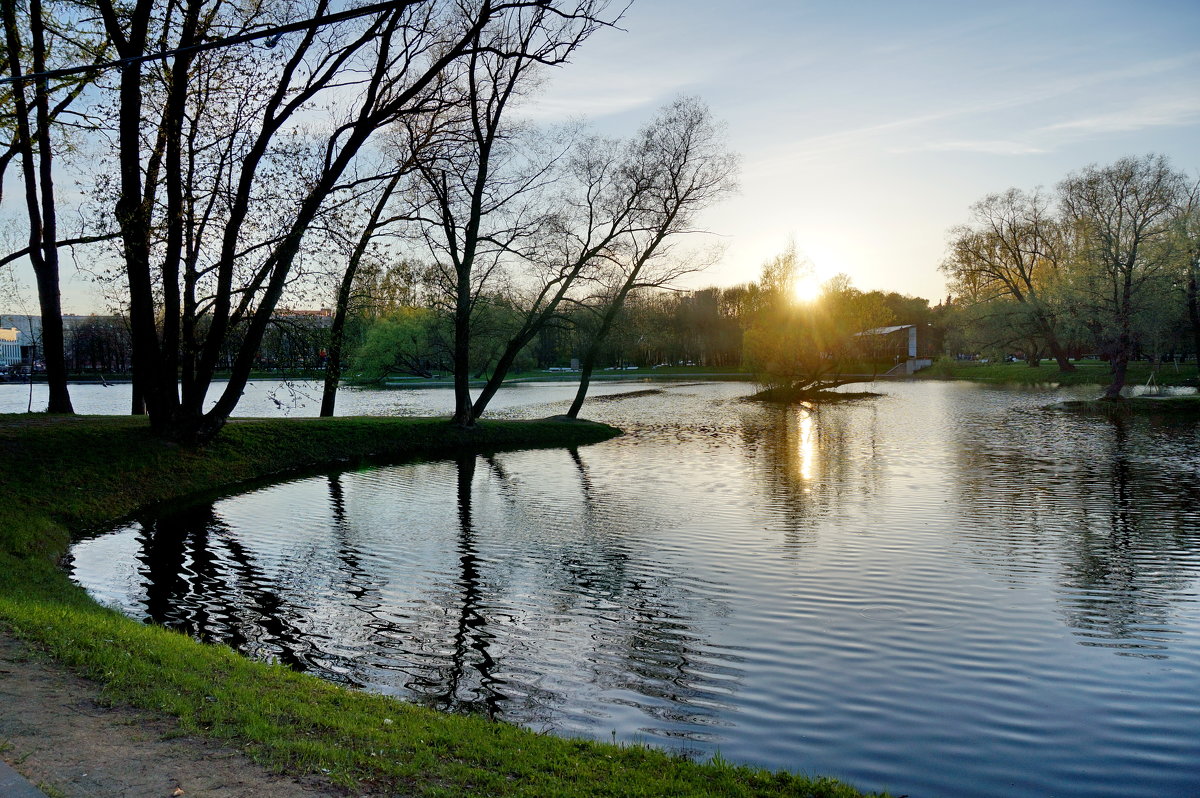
[793,275,823,304]
[797,409,817,481]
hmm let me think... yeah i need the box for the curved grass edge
[0,414,881,798]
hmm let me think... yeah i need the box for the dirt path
[0,633,357,798]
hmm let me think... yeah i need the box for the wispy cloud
[758,52,1200,167]
[516,61,708,122]
[903,95,1200,157]
[1039,97,1200,135]
[865,12,1008,57]
[907,139,1049,156]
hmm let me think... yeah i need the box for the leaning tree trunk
[319,313,348,417]
[1040,324,1075,373]
[567,298,626,419]
[319,267,355,418]
[565,343,600,419]
[321,172,401,417]
[468,340,523,423]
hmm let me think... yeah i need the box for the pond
[66,380,1200,798]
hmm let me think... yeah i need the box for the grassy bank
[918,358,1200,388]
[0,415,877,798]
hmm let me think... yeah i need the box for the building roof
[855,324,914,337]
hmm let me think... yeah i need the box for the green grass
[0,414,879,798]
[917,358,1200,388]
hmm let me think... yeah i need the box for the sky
[520,0,1200,302]
[5,0,1199,313]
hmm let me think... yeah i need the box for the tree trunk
[1103,278,1134,400]
[1040,323,1076,373]
[3,0,73,413]
[33,269,72,412]
[468,332,531,423]
[321,173,401,417]
[468,267,602,423]
[566,345,599,419]
[31,0,71,414]
[108,0,174,432]
[452,286,474,428]
[320,267,355,418]
[1188,266,1200,366]
[1104,348,1129,399]
[567,293,629,419]
[131,377,145,414]
[319,312,347,417]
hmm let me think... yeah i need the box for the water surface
[69,381,1200,798]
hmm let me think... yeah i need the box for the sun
[792,274,823,304]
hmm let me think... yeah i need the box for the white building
[0,327,24,369]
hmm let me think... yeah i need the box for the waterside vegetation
[747,387,883,404]
[0,414,878,798]
[918,358,1199,388]
[1050,395,1200,416]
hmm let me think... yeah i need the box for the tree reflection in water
[120,449,739,735]
[404,453,504,717]
[136,503,314,670]
[952,410,1200,656]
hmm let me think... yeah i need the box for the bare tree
[1059,154,1185,398]
[567,97,737,418]
[408,2,614,427]
[941,188,1075,372]
[463,130,664,423]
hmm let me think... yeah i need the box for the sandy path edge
[0,631,364,798]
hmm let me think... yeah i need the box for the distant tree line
[337,243,944,392]
[6,272,942,386]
